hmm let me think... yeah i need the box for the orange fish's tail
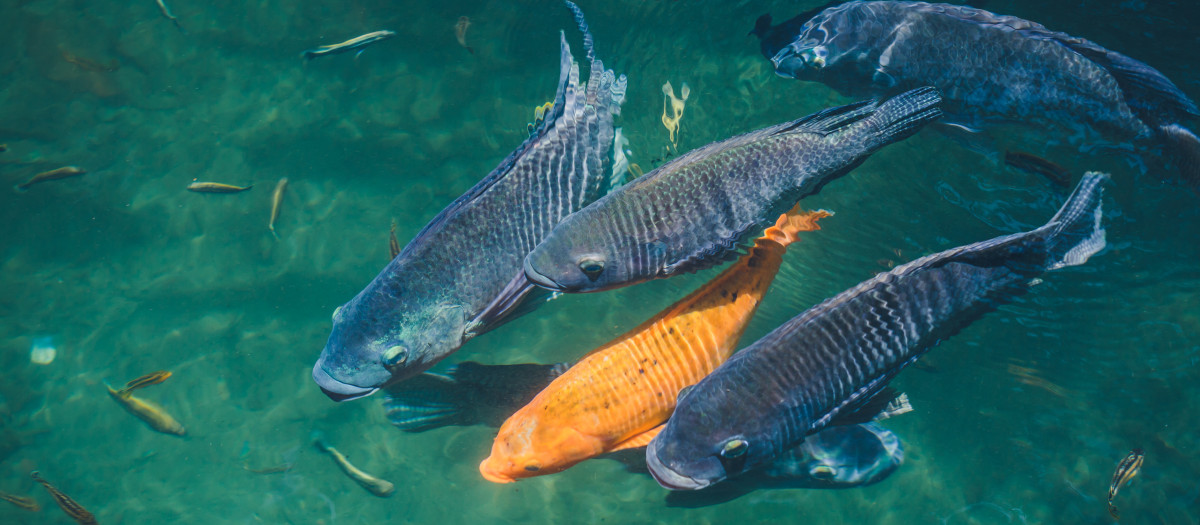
[762,205,832,247]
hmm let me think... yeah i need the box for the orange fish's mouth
[478,459,516,484]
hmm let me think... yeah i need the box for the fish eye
[524,464,540,472]
[382,345,408,369]
[577,258,605,280]
[720,439,748,459]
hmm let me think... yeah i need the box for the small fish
[388,220,400,260]
[119,371,172,395]
[242,462,293,475]
[60,49,120,73]
[1108,448,1144,519]
[186,181,252,193]
[16,166,86,191]
[481,207,829,483]
[268,177,288,238]
[107,383,187,436]
[647,173,1108,490]
[302,31,397,61]
[661,81,690,146]
[313,436,395,497]
[31,471,97,525]
[0,490,40,512]
[455,16,474,55]
[155,0,184,33]
[0,144,7,153]
[383,361,570,432]
[524,88,941,294]
[1005,151,1072,188]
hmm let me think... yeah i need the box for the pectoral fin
[610,425,665,452]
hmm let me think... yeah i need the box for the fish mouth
[478,459,516,484]
[645,448,711,491]
[523,257,565,291]
[312,363,379,402]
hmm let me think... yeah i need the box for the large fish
[646,172,1109,490]
[753,1,1200,184]
[383,361,571,431]
[481,207,829,483]
[523,87,941,293]
[313,2,627,401]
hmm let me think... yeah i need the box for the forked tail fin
[1044,172,1108,270]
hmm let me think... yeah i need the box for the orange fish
[479,205,830,482]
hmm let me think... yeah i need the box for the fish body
[17,166,85,191]
[1107,448,1144,518]
[455,16,474,54]
[523,87,940,293]
[31,471,97,525]
[384,361,570,431]
[388,220,400,260]
[756,1,1200,181]
[646,173,1109,490]
[312,1,627,401]
[0,491,40,512]
[186,181,252,193]
[480,208,829,483]
[106,385,187,436]
[155,0,184,32]
[302,31,397,60]
[268,177,288,238]
[313,438,395,497]
[120,370,171,394]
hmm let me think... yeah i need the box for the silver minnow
[646,173,1109,490]
[312,2,627,401]
[302,30,397,60]
[754,1,1200,184]
[523,87,942,293]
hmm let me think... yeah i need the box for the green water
[2,0,1198,523]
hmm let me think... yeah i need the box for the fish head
[479,412,604,483]
[313,281,466,402]
[524,215,645,293]
[768,2,884,85]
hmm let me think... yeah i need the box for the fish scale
[479,208,830,483]
[524,88,940,294]
[313,4,628,400]
[647,173,1110,490]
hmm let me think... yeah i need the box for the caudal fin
[1159,124,1200,188]
[1044,172,1108,270]
[863,86,944,149]
[762,205,832,247]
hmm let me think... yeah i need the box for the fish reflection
[31,471,97,525]
[1108,448,1144,519]
[0,490,40,512]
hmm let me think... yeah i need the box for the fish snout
[478,457,517,484]
[645,445,711,491]
[523,254,566,291]
[312,359,379,401]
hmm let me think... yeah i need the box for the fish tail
[1158,123,1200,188]
[862,86,943,150]
[301,50,317,61]
[762,205,832,248]
[381,373,471,432]
[1041,172,1108,270]
[311,431,331,452]
[562,1,595,64]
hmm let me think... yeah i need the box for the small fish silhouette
[455,16,474,54]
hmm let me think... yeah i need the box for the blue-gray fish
[754,1,1200,184]
[302,30,397,60]
[646,172,1109,490]
[313,2,627,401]
[524,87,942,293]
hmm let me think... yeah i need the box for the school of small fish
[12,0,1197,519]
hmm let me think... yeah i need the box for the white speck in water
[30,336,56,365]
